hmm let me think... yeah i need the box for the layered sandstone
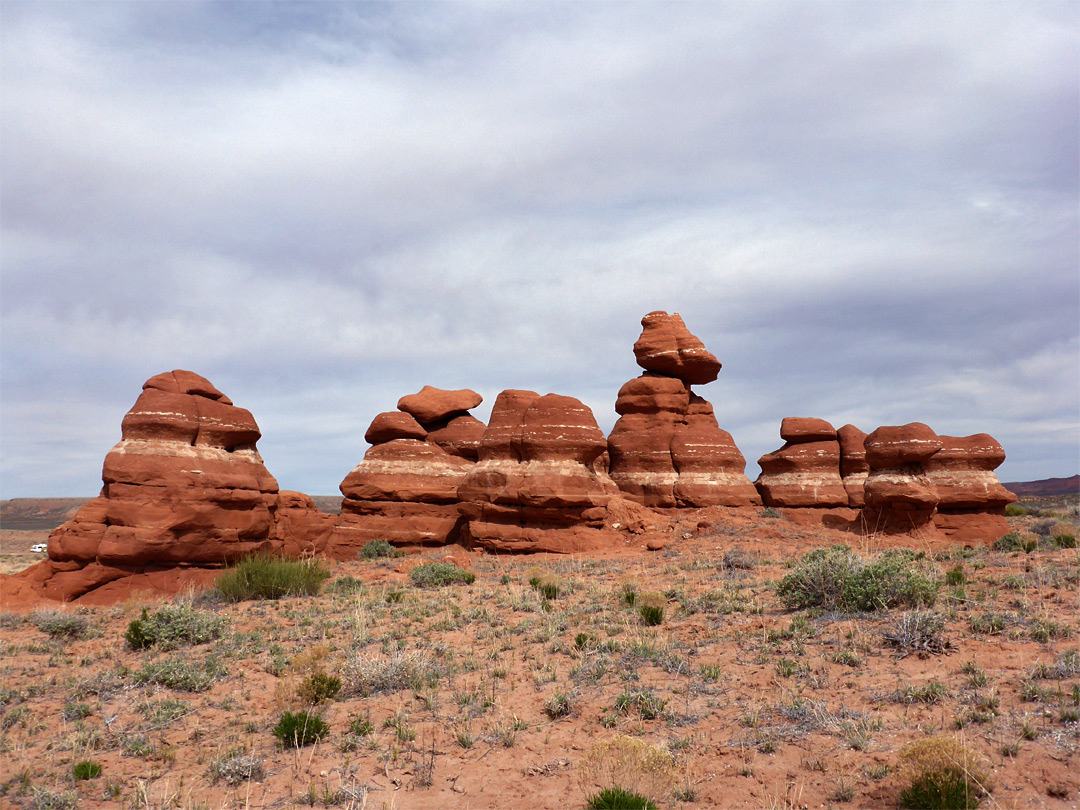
[608,314,759,508]
[862,422,943,535]
[837,424,870,508]
[458,391,621,552]
[12,371,337,604]
[927,434,1016,543]
[755,418,848,508]
[336,386,486,550]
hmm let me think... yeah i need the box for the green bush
[32,610,91,639]
[125,603,226,650]
[216,556,329,601]
[297,672,341,705]
[1004,503,1027,517]
[134,657,224,693]
[409,561,475,588]
[776,545,939,612]
[272,710,329,748]
[545,692,574,719]
[72,759,102,780]
[586,787,658,809]
[359,539,401,559]
[639,605,664,626]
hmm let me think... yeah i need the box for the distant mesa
[2,312,1023,608]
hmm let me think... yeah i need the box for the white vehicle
[30,543,48,553]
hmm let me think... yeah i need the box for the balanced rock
[633,311,722,385]
[458,391,620,553]
[365,412,427,444]
[755,418,847,508]
[398,385,482,425]
[927,434,1016,543]
[862,423,943,535]
[837,424,869,507]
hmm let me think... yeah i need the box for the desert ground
[0,499,1077,810]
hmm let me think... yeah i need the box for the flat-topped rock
[780,417,836,442]
[398,385,483,424]
[755,417,847,508]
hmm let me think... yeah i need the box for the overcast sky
[2,1,1077,499]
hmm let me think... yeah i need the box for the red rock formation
[862,423,943,535]
[837,424,869,508]
[755,418,847,508]
[633,311,722,385]
[608,314,758,509]
[398,385,482,425]
[335,385,487,550]
[928,434,1016,543]
[458,391,621,552]
[7,371,337,605]
[49,371,280,567]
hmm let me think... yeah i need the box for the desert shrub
[897,736,990,809]
[134,656,225,693]
[586,787,657,809]
[32,610,91,639]
[614,688,668,720]
[578,734,676,809]
[343,649,443,696]
[883,611,950,658]
[528,567,565,600]
[1004,503,1027,517]
[208,749,264,784]
[897,679,950,705]
[993,532,1038,553]
[545,692,574,719]
[125,603,226,650]
[619,579,639,606]
[409,561,475,587]
[72,759,102,780]
[216,556,329,601]
[297,672,341,705]
[327,575,366,595]
[1049,533,1077,549]
[638,592,666,626]
[1030,649,1080,680]
[273,710,329,748]
[29,787,78,810]
[359,539,401,559]
[776,545,939,612]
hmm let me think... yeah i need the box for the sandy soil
[0,506,1076,810]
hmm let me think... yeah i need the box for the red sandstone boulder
[670,396,761,507]
[614,375,690,415]
[48,371,281,568]
[633,311,722,385]
[862,423,943,535]
[780,417,836,443]
[927,434,1015,544]
[398,385,483,425]
[365,412,427,444]
[755,419,847,508]
[837,424,869,508]
[459,391,620,553]
[424,414,486,460]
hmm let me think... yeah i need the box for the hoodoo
[755,418,848,508]
[457,391,621,552]
[336,386,485,550]
[608,312,760,508]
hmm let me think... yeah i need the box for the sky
[2,1,1077,499]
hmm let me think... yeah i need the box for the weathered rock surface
[633,311,722,385]
[336,385,488,550]
[755,418,847,508]
[14,371,343,604]
[398,385,483,425]
[459,391,621,552]
[928,434,1016,543]
[608,366,758,508]
[837,424,869,508]
[49,371,281,568]
[862,423,943,535]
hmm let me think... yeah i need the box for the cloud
[2,1,1076,497]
